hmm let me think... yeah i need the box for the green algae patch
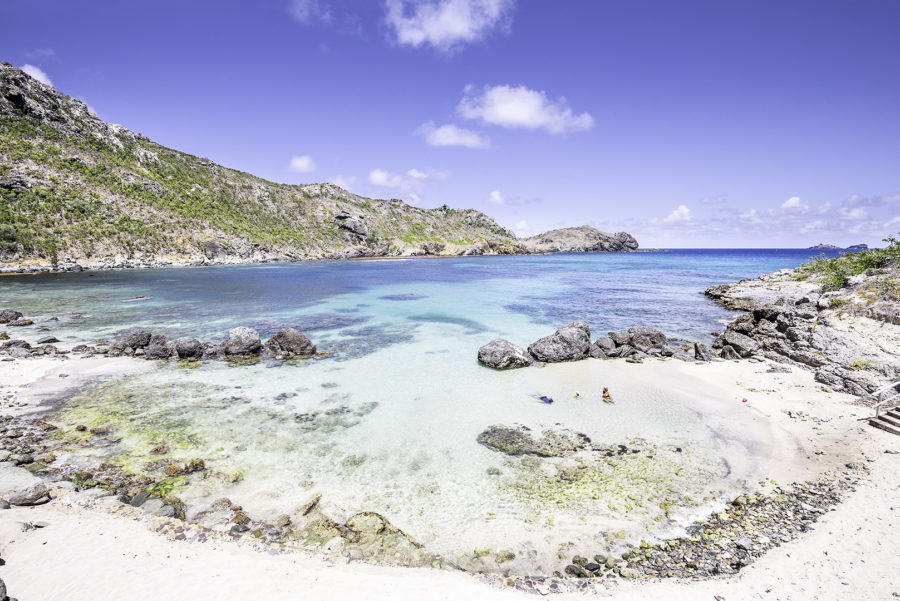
[497,443,725,526]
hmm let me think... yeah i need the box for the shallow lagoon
[1,250,841,572]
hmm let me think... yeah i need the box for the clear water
[0,249,841,572]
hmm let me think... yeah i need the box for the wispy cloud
[329,174,357,190]
[701,194,727,205]
[385,0,515,53]
[368,167,446,204]
[288,155,317,173]
[661,204,693,224]
[417,121,490,148]
[289,0,331,23]
[21,64,53,87]
[487,189,505,204]
[458,84,594,134]
[24,48,55,61]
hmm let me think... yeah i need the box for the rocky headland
[0,63,638,273]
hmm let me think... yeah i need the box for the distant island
[807,243,868,251]
[0,63,637,273]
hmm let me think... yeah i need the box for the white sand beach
[1,355,898,601]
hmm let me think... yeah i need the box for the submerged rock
[265,328,316,358]
[0,309,23,324]
[527,322,591,362]
[223,326,262,355]
[476,424,591,457]
[477,339,532,369]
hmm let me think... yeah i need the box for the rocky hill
[522,225,638,253]
[0,63,639,272]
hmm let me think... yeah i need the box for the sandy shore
[1,355,898,600]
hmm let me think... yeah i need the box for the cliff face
[0,63,637,271]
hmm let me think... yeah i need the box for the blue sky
[4,0,900,247]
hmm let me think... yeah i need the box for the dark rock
[527,322,591,362]
[36,335,59,344]
[476,424,590,457]
[174,337,202,359]
[608,331,630,346]
[694,342,716,361]
[0,499,10,509]
[144,334,173,359]
[223,327,262,355]
[589,345,607,359]
[477,339,532,369]
[0,309,23,324]
[7,319,33,327]
[627,326,667,351]
[116,330,152,350]
[720,345,741,360]
[715,330,760,357]
[129,491,152,507]
[593,336,616,353]
[265,328,316,358]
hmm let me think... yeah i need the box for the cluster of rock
[706,274,899,396]
[522,226,639,254]
[478,322,717,369]
[0,413,441,569]
[562,473,854,580]
[0,310,317,363]
[476,424,647,459]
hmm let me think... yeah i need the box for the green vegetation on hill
[0,62,520,266]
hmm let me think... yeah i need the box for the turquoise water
[0,249,839,572]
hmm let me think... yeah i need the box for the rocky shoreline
[704,266,900,397]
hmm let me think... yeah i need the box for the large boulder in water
[476,425,591,457]
[174,337,203,359]
[223,327,262,355]
[477,339,532,369]
[115,330,152,350]
[144,334,174,359]
[527,322,591,362]
[266,328,316,358]
[0,309,23,324]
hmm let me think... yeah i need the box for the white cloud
[458,84,594,134]
[840,206,868,220]
[701,194,727,205]
[512,219,531,237]
[288,155,317,173]
[289,0,331,23]
[487,190,504,204]
[663,205,693,224]
[406,168,429,179]
[385,0,514,53]
[417,121,490,148]
[368,167,445,204]
[781,196,808,211]
[329,175,356,189]
[21,64,52,87]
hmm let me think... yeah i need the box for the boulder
[477,339,532,369]
[593,337,616,353]
[719,345,741,360]
[608,331,630,346]
[8,482,50,506]
[0,309,23,324]
[693,342,716,361]
[714,330,760,357]
[174,337,203,359]
[527,322,591,362]
[36,335,59,344]
[116,330,152,350]
[144,334,174,359]
[223,327,262,355]
[265,328,316,358]
[627,326,667,351]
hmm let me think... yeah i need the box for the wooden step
[870,418,900,436]
[880,412,900,429]
[887,408,900,420]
